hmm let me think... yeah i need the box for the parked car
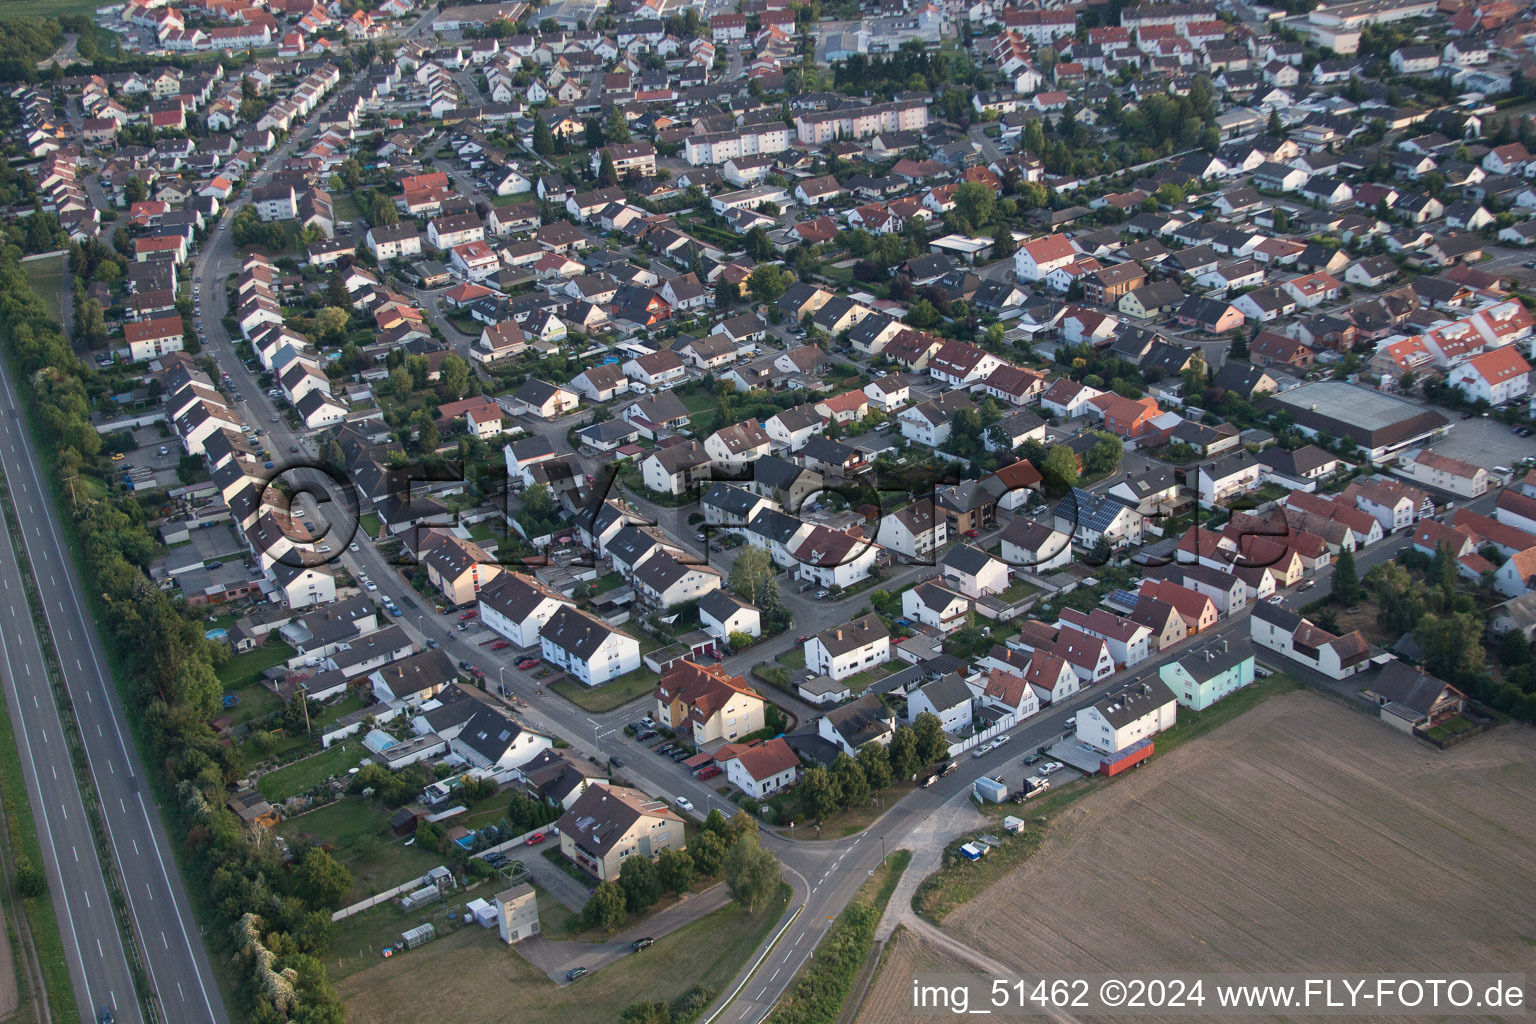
[640,716,657,729]
[963,529,979,538]
[941,761,959,776]
[609,756,625,769]
[675,796,694,812]
[566,967,587,982]
[636,729,658,741]
[814,589,831,600]
[1023,754,1043,766]
[459,660,474,673]
[631,937,654,951]
[972,745,990,759]
[459,610,478,621]
[1064,716,1076,728]
[490,640,510,650]
[526,832,547,846]
[696,765,722,779]
[795,635,812,644]
[992,734,1011,746]
[516,656,540,669]
[425,639,440,649]
[1038,761,1065,775]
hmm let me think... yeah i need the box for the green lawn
[258,740,369,802]
[551,670,659,713]
[22,254,66,326]
[777,647,805,671]
[332,193,362,225]
[278,797,445,903]
[998,580,1040,602]
[359,513,384,539]
[224,680,285,727]
[218,639,297,689]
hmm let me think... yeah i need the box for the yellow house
[557,784,686,881]
[421,532,502,607]
[654,661,766,745]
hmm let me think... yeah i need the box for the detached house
[654,661,765,745]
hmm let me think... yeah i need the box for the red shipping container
[1100,739,1153,776]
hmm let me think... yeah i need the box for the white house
[539,605,642,686]
[719,738,801,798]
[1074,679,1178,754]
[805,614,889,681]
[938,545,1010,599]
[902,581,971,634]
[478,571,573,648]
[1446,347,1530,406]
[907,674,974,735]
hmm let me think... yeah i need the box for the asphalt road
[0,355,227,1023]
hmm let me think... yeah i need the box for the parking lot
[1421,411,1536,474]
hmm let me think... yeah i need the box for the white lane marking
[97,939,103,958]
[72,846,78,862]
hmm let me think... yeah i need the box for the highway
[0,345,228,1022]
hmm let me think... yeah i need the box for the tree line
[0,248,350,1023]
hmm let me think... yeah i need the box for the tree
[723,832,781,912]
[327,270,350,309]
[606,107,631,144]
[856,742,892,791]
[904,299,940,329]
[831,751,869,808]
[1331,546,1361,605]
[910,712,949,766]
[124,176,148,203]
[315,306,350,342]
[745,227,774,261]
[1040,445,1080,492]
[887,726,920,780]
[438,354,471,401]
[619,854,663,913]
[292,848,353,911]
[952,182,995,232]
[728,547,775,603]
[14,858,45,898]
[1418,611,1485,682]
[799,765,839,820]
[656,847,695,894]
[690,829,727,876]
[1081,431,1124,477]
[533,113,555,158]
[598,150,619,187]
[748,265,791,304]
[715,278,740,308]
[581,881,629,933]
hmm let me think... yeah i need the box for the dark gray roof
[541,605,629,658]
[917,672,973,713]
[815,613,889,658]
[822,693,895,747]
[1092,678,1177,727]
[941,543,1000,577]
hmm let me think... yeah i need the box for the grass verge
[0,678,78,1023]
[911,674,1298,924]
[550,671,658,713]
[766,850,911,1024]
[20,255,65,326]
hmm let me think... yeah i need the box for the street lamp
[498,665,505,697]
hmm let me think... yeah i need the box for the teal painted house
[1158,643,1256,710]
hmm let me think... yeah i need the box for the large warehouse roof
[1263,382,1449,452]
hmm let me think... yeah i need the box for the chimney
[836,630,843,641]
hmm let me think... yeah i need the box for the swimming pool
[204,628,228,640]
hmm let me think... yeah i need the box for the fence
[329,823,551,921]
[945,713,1019,759]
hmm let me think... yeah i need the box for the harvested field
[857,927,975,1024]
[863,690,1536,1023]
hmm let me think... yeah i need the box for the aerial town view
[1,0,1536,1020]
